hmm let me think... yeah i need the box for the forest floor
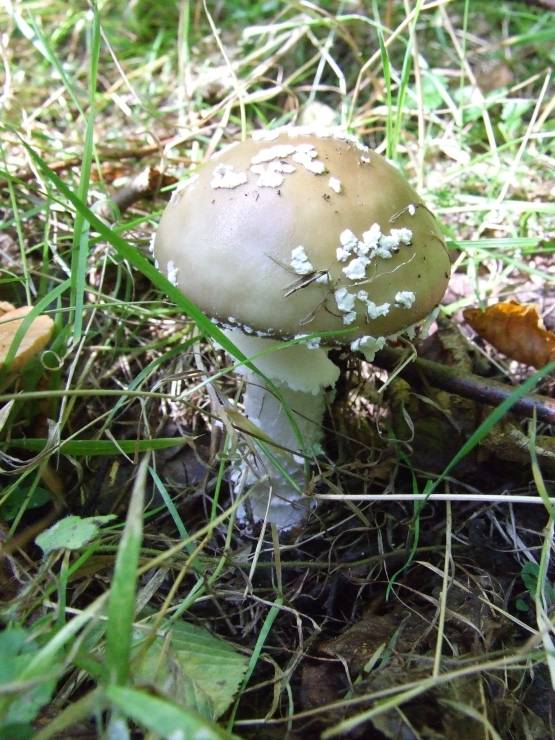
[1,1,554,738]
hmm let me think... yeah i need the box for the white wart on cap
[154,128,450,351]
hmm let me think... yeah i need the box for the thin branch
[315,493,555,505]
[15,142,172,182]
[373,346,555,425]
[95,166,177,220]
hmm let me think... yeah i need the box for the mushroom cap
[154,128,450,344]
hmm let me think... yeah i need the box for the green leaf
[521,561,555,604]
[0,723,34,739]
[35,514,116,555]
[134,620,248,721]
[421,72,449,111]
[0,485,51,521]
[0,628,58,727]
[106,685,234,739]
[453,84,484,122]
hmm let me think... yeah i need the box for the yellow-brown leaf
[0,306,54,372]
[463,301,555,369]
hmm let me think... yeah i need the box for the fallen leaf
[35,514,116,555]
[0,302,16,316]
[307,603,492,739]
[134,619,248,721]
[421,316,476,372]
[96,166,179,220]
[464,301,555,369]
[319,612,402,675]
[481,419,555,476]
[0,306,54,372]
[476,62,513,92]
[387,378,477,475]
[224,406,276,445]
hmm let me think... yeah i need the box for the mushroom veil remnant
[154,127,451,530]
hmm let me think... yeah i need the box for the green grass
[1,0,554,737]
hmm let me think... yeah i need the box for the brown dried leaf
[464,301,555,369]
[0,306,54,372]
[96,166,179,220]
[0,302,16,316]
[421,316,477,372]
[482,420,555,475]
[224,406,275,445]
[319,612,402,675]
[476,61,513,92]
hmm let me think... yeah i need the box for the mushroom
[154,127,450,530]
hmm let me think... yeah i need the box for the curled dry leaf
[464,301,555,369]
[96,166,178,220]
[0,302,16,316]
[0,305,54,372]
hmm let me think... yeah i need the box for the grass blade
[9,437,188,456]
[70,6,101,341]
[387,360,555,594]
[105,454,149,684]
[424,360,555,497]
[375,9,393,159]
[16,138,249,364]
[227,596,283,730]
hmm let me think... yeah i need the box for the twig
[373,346,555,425]
[315,493,555,504]
[15,142,171,182]
[0,506,60,557]
[95,166,177,220]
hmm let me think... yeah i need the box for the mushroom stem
[223,330,340,530]
[238,373,326,528]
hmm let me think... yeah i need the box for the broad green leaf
[106,685,233,739]
[0,628,58,727]
[35,515,116,555]
[0,485,51,521]
[0,723,34,739]
[134,620,248,721]
[453,85,484,122]
[421,72,449,111]
[521,561,555,604]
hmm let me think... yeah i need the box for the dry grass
[1,0,554,737]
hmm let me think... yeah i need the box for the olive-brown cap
[154,128,450,347]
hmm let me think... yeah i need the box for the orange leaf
[463,301,555,369]
[0,302,16,316]
[0,306,54,372]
